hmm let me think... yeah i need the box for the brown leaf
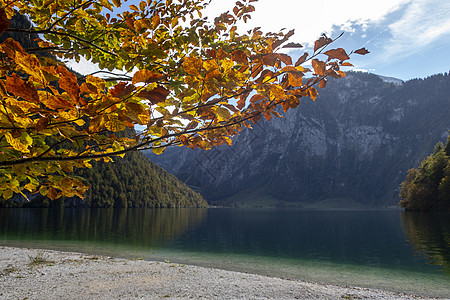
[206,49,217,59]
[132,69,165,84]
[278,53,292,66]
[5,73,39,103]
[232,49,248,64]
[354,48,370,55]
[110,82,136,98]
[47,187,58,200]
[137,85,170,104]
[262,53,277,66]
[323,48,350,61]
[314,34,333,52]
[250,94,264,103]
[295,53,308,66]
[0,8,11,34]
[35,117,49,131]
[282,42,303,49]
[125,17,135,30]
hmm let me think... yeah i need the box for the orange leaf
[1,38,25,59]
[288,73,303,87]
[323,48,349,61]
[308,87,318,101]
[183,57,202,76]
[311,59,326,76]
[57,67,80,101]
[47,187,58,200]
[340,62,354,67]
[15,51,43,81]
[42,95,73,110]
[5,73,39,103]
[132,69,165,84]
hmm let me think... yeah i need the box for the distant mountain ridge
[148,71,450,207]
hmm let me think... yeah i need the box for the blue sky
[68,0,450,81]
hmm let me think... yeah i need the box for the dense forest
[1,151,207,208]
[399,133,450,211]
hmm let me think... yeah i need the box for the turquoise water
[1,208,449,297]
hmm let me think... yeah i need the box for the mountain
[148,72,450,208]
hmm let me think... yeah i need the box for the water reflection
[400,211,450,274]
[0,208,207,249]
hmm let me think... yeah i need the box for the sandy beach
[0,246,444,299]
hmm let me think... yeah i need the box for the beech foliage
[0,0,367,200]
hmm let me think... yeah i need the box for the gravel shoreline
[0,246,444,299]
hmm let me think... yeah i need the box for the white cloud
[384,0,450,60]
[204,0,409,44]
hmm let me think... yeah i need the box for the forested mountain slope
[148,72,450,207]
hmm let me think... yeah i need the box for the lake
[1,208,449,297]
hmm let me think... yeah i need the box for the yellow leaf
[2,189,13,200]
[215,107,231,122]
[152,147,165,155]
[74,119,85,126]
[4,132,31,153]
[105,114,126,132]
[86,75,106,94]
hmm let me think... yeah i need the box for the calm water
[1,208,449,297]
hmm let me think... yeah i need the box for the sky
[202,0,450,80]
[68,0,450,81]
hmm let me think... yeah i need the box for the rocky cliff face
[149,72,450,207]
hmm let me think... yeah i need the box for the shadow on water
[400,211,450,275]
[0,208,207,251]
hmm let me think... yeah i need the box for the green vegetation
[14,151,207,208]
[76,151,207,208]
[399,132,450,211]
